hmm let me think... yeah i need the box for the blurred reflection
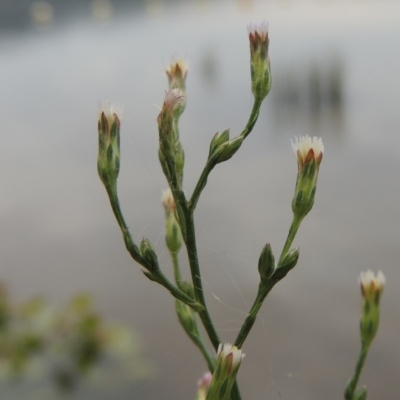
[271,55,345,138]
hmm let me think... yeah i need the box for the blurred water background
[0,0,399,399]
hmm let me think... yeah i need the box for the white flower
[98,101,123,123]
[359,270,385,296]
[247,20,269,40]
[291,135,324,168]
[217,343,244,372]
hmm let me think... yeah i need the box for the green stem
[171,251,182,286]
[105,183,145,265]
[345,344,369,400]
[192,333,216,373]
[240,99,262,140]
[189,159,216,213]
[184,211,221,351]
[230,382,242,400]
[278,214,303,266]
[105,183,203,312]
[234,282,272,348]
[189,99,262,213]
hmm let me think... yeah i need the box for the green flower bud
[208,129,230,159]
[214,137,244,164]
[291,136,324,220]
[165,214,182,254]
[359,270,385,347]
[274,248,299,281]
[353,387,367,400]
[139,238,159,273]
[176,299,198,339]
[248,20,272,102]
[97,103,121,188]
[258,243,275,281]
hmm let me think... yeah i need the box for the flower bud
[353,387,367,400]
[206,344,244,400]
[139,238,159,273]
[157,89,185,159]
[196,372,212,400]
[166,59,188,94]
[162,189,176,215]
[274,248,299,281]
[291,136,324,220]
[208,130,230,159]
[359,270,385,347]
[248,20,271,102]
[165,214,182,254]
[214,136,244,164]
[258,243,275,281]
[176,299,198,339]
[97,103,121,187]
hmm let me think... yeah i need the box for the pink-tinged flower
[206,343,244,400]
[247,20,269,44]
[217,343,244,375]
[157,89,186,168]
[162,88,185,114]
[291,135,324,170]
[97,102,122,186]
[166,58,188,91]
[247,20,271,101]
[359,270,385,298]
[195,372,212,400]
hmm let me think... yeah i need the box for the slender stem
[192,333,216,373]
[171,251,182,286]
[105,183,145,265]
[189,159,216,212]
[240,99,262,140]
[105,183,203,311]
[345,344,369,400]
[234,282,272,348]
[189,98,262,213]
[278,214,303,266]
[184,211,221,351]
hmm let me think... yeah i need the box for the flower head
[97,102,122,188]
[195,372,212,400]
[359,270,385,299]
[291,135,324,170]
[247,20,271,101]
[247,20,269,43]
[358,270,385,347]
[216,343,244,375]
[157,88,185,137]
[166,58,188,92]
[206,343,244,400]
[290,136,324,220]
